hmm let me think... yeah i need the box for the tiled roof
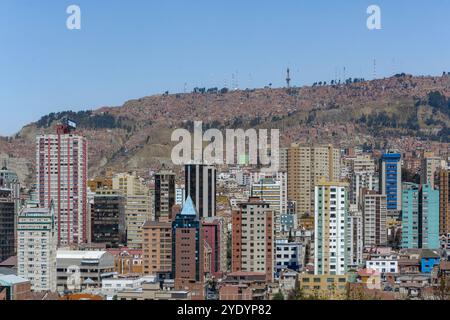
[0,256,17,267]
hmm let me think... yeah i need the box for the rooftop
[57,250,107,260]
[0,274,29,285]
[419,249,440,259]
[0,256,17,267]
[180,196,198,216]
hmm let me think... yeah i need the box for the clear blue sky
[1,0,450,136]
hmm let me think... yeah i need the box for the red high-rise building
[202,217,227,278]
[36,123,88,245]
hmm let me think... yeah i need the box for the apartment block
[314,180,349,275]
[0,189,15,262]
[36,125,88,245]
[142,221,172,277]
[438,168,450,235]
[17,204,57,292]
[361,190,387,247]
[232,197,274,282]
[287,144,340,218]
[402,183,440,249]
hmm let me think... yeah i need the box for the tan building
[232,197,274,283]
[287,144,341,219]
[125,193,152,249]
[113,172,152,249]
[107,248,144,275]
[297,274,349,300]
[142,221,172,276]
[88,174,113,192]
[421,155,442,187]
[113,172,146,196]
[439,169,450,235]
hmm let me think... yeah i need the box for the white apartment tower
[17,204,57,292]
[314,180,349,275]
[36,125,88,245]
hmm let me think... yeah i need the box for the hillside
[1,74,449,187]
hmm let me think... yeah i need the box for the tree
[435,275,450,300]
[287,280,305,300]
[272,292,285,300]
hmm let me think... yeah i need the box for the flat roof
[57,250,107,260]
[0,274,29,285]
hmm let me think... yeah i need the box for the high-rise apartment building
[113,172,152,248]
[346,155,378,205]
[314,180,349,275]
[0,161,19,188]
[172,196,204,283]
[17,204,57,292]
[0,189,15,262]
[347,210,363,269]
[142,221,172,278]
[279,148,288,172]
[154,170,176,222]
[0,163,21,251]
[185,164,216,219]
[361,190,387,247]
[287,144,341,217]
[202,217,228,277]
[439,168,450,236]
[379,153,402,212]
[402,183,440,249]
[251,177,287,234]
[91,189,126,247]
[420,155,442,187]
[232,197,274,282]
[112,172,145,196]
[36,125,88,245]
[125,193,152,249]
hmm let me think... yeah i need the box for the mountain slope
[1,74,449,187]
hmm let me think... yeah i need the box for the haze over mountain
[1,74,449,187]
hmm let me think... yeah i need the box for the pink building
[36,124,88,245]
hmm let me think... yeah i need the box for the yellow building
[297,274,349,300]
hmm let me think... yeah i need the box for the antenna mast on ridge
[286,68,291,89]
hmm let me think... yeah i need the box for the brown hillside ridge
[0,74,449,187]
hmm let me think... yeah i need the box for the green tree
[272,292,285,300]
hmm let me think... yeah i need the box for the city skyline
[1,0,450,304]
[2,0,450,135]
